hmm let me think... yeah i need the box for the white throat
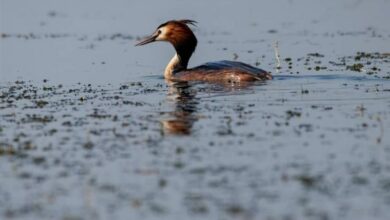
[164,53,180,79]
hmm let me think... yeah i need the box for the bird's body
[173,60,271,82]
[136,20,272,83]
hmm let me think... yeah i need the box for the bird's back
[173,60,272,83]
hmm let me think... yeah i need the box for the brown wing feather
[173,61,272,83]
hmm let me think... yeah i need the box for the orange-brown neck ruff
[163,21,197,77]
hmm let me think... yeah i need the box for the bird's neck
[164,54,180,79]
[164,53,190,79]
[164,38,197,79]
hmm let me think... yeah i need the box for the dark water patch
[1,32,134,41]
[4,203,42,219]
[273,74,383,81]
[307,53,325,58]
[346,63,364,72]
[295,174,323,189]
[1,33,72,40]
[272,51,389,78]
[336,52,390,76]
[95,33,134,41]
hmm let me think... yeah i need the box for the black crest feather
[177,19,197,27]
[157,19,197,29]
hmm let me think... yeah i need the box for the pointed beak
[135,34,157,46]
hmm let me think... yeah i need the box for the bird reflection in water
[161,81,200,135]
[160,80,265,135]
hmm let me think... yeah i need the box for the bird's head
[135,19,197,49]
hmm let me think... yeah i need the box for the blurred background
[1,0,389,83]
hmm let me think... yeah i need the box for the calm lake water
[1,0,390,220]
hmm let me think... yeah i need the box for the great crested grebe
[135,19,272,83]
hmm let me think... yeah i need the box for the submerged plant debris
[1,73,389,220]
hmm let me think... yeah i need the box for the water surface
[1,0,390,220]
